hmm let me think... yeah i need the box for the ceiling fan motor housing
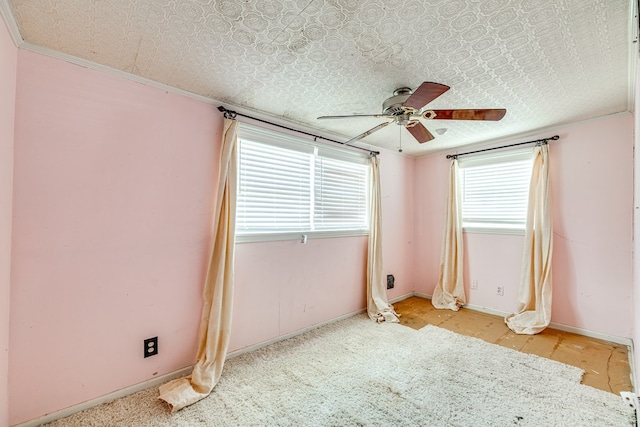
[382,87,413,115]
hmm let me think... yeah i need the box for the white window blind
[458,149,533,233]
[314,156,368,231]
[236,125,369,241]
[237,139,312,233]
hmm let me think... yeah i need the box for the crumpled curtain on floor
[158,118,238,412]
[367,155,400,323]
[432,159,466,311]
[505,144,553,334]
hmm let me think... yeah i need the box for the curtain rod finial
[218,105,237,119]
[220,107,237,120]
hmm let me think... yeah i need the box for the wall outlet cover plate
[144,337,158,358]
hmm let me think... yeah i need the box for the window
[458,149,533,234]
[236,124,369,242]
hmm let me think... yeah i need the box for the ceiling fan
[317,82,506,147]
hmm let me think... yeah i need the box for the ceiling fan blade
[403,82,450,110]
[344,121,394,145]
[426,109,507,121]
[318,114,392,120]
[406,121,435,144]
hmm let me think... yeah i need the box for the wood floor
[393,296,632,395]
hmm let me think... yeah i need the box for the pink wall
[231,237,368,351]
[413,153,526,311]
[415,114,634,338]
[9,50,414,425]
[379,150,416,299]
[11,21,630,424]
[9,51,219,425]
[550,115,633,336]
[413,152,448,297]
[463,233,524,310]
[0,15,17,427]
[230,150,416,351]
[8,46,634,425]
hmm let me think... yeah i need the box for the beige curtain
[505,144,553,334]
[158,118,238,411]
[367,155,400,323]
[432,159,466,311]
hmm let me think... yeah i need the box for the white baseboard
[410,292,636,391]
[14,366,194,427]
[413,292,432,300]
[389,292,415,304]
[226,307,366,360]
[463,301,633,346]
[410,293,632,346]
[228,294,415,361]
[546,321,633,347]
[13,308,369,427]
[15,293,634,426]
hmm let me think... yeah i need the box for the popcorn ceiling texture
[7,0,631,155]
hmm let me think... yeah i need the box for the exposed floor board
[394,296,632,394]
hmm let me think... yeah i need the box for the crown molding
[627,0,638,112]
[20,41,222,106]
[416,111,632,159]
[18,40,361,152]
[0,0,23,46]
[3,0,635,159]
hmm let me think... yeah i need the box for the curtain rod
[217,106,380,156]
[445,135,560,159]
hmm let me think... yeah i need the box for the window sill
[463,226,525,236]
[235,229,369,244]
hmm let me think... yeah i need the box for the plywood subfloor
[394,296,632,395]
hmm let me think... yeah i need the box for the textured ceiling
[3,0,634,155]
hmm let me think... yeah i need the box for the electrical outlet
[144,337,158,358]
[471,280,478,290]
[496,286,504,296]
[386,274,395,289]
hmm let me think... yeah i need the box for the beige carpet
[46,314,632,426]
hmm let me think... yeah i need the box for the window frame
[457,148,533,236]
[235,124,370,243]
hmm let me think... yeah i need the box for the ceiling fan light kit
[318,81,506,146]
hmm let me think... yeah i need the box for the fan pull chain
[398,125,403,153]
